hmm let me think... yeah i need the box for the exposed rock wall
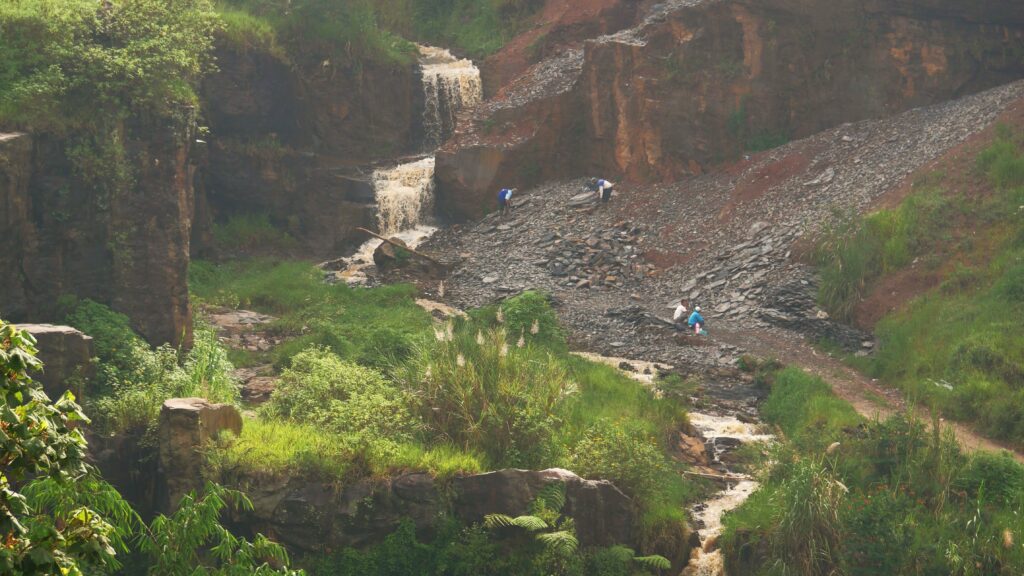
[158,398,243,512]
[227,467,634,553]
[436,0,1024,220]
[196,46,422,256]
[0,113,197,347]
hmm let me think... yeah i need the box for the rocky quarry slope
[436,0,1024,220]
[424,80,1024,396]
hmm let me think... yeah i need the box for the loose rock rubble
[423,80,1024,402]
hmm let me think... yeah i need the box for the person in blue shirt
[687,306,706,336]
[585,178,616,203]
[497,187,515,215]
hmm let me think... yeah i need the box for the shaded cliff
[0,112,197,347]
[436,0,1024,221]
[195,44,423,257]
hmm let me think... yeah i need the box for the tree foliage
[0,320,120,574]
[0,0,219,131]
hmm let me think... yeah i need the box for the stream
[580,352,773,576]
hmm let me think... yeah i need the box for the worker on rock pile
[497,187,515,216]
[585,177,615,204]
[688,306,707,336]
[672,299,688,331]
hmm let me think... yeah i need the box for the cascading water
[340,46,481,283]
[419,45,482,149]
[681,414,774,576]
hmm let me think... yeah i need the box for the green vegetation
[720,366,1024,575]
[308,488,671,576]
[190,259,433,368]
[1,320,300,575]
[187,260,697,568]
[62,299,239,439]
[0,0,218,215]
[813,128,1024,444]
[214,0,415,65]
[373,0,543,59]
[212,214,299,256]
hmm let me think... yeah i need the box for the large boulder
[158,398,243,512]
[453,468,634,548]
[221,467,634,552]
[372,237,411,269]
[19,324,94,401]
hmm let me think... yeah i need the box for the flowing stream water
[575,352,773,576]
[342,46,481,283]
[681,413,774,576]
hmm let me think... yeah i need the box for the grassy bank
[187,258,700,569]
[814,128,1024,445]
[720,367,1024,575]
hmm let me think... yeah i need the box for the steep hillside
[436,0,1024,221]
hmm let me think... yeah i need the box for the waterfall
[419,45,482,149]
[338,46,480,283]
[373,156,436,236]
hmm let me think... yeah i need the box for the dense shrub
[63,299,238,436]
[568,421,671,499]
[263,346,416,442]
[721,367,1024,575]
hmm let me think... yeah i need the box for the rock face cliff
[436,0,1024,221]
[0,112,197,347]
[195,46,423,257]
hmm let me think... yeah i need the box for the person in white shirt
[672,299,688,331]
[586,178,616,203]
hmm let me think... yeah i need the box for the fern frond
[484,514,516,529]
[633,554,672,570]
[537,530,578,556]
[532,481,566,513]
[511,515,549,532]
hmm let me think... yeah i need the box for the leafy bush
[262,346,416,442]
[64,299,238,436]
[569,421,671,499]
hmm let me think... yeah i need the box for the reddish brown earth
[851,99,1024,329]
[437,0,1024,222]
[481,0,644,97]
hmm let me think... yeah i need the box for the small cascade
[373,156,436,236]
[682,414,774,576]
[337,46,480,284]
[344,157,438,274]
[419,45,482,149]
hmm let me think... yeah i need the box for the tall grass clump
[63,299,238,437]
[720,366,1024,575]
[814,186,954,321]
[402,324,574,469]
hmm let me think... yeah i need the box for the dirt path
[714,327,1024,463]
